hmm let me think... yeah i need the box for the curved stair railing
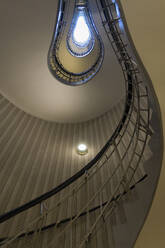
[0,0,152,247]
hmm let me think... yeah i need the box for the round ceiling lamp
[77,144,88,155]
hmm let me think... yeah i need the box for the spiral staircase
[0,0,162,247]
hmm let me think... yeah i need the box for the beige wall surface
[0,93,124,216]
[120,0,165,247]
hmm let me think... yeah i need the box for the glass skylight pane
[73,14,91,47]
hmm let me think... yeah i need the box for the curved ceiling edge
[0,90,124,126]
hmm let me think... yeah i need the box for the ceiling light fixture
[77,144,88,155]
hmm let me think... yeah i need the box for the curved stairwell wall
[119,0,165,247]
[0,89,152,247]
[0,93,125,216]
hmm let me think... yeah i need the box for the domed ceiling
[0,0,125,122]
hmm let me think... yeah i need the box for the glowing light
[67,7,96,57]
[73,15,91,47]
[77,144,88,155]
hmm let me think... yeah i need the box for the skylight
[73,15,91,47]
[67,8,95,57]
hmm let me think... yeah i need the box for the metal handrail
[0,79,132,224]
[0,174,147,244]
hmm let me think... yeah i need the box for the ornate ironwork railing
[0,0,152,247]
